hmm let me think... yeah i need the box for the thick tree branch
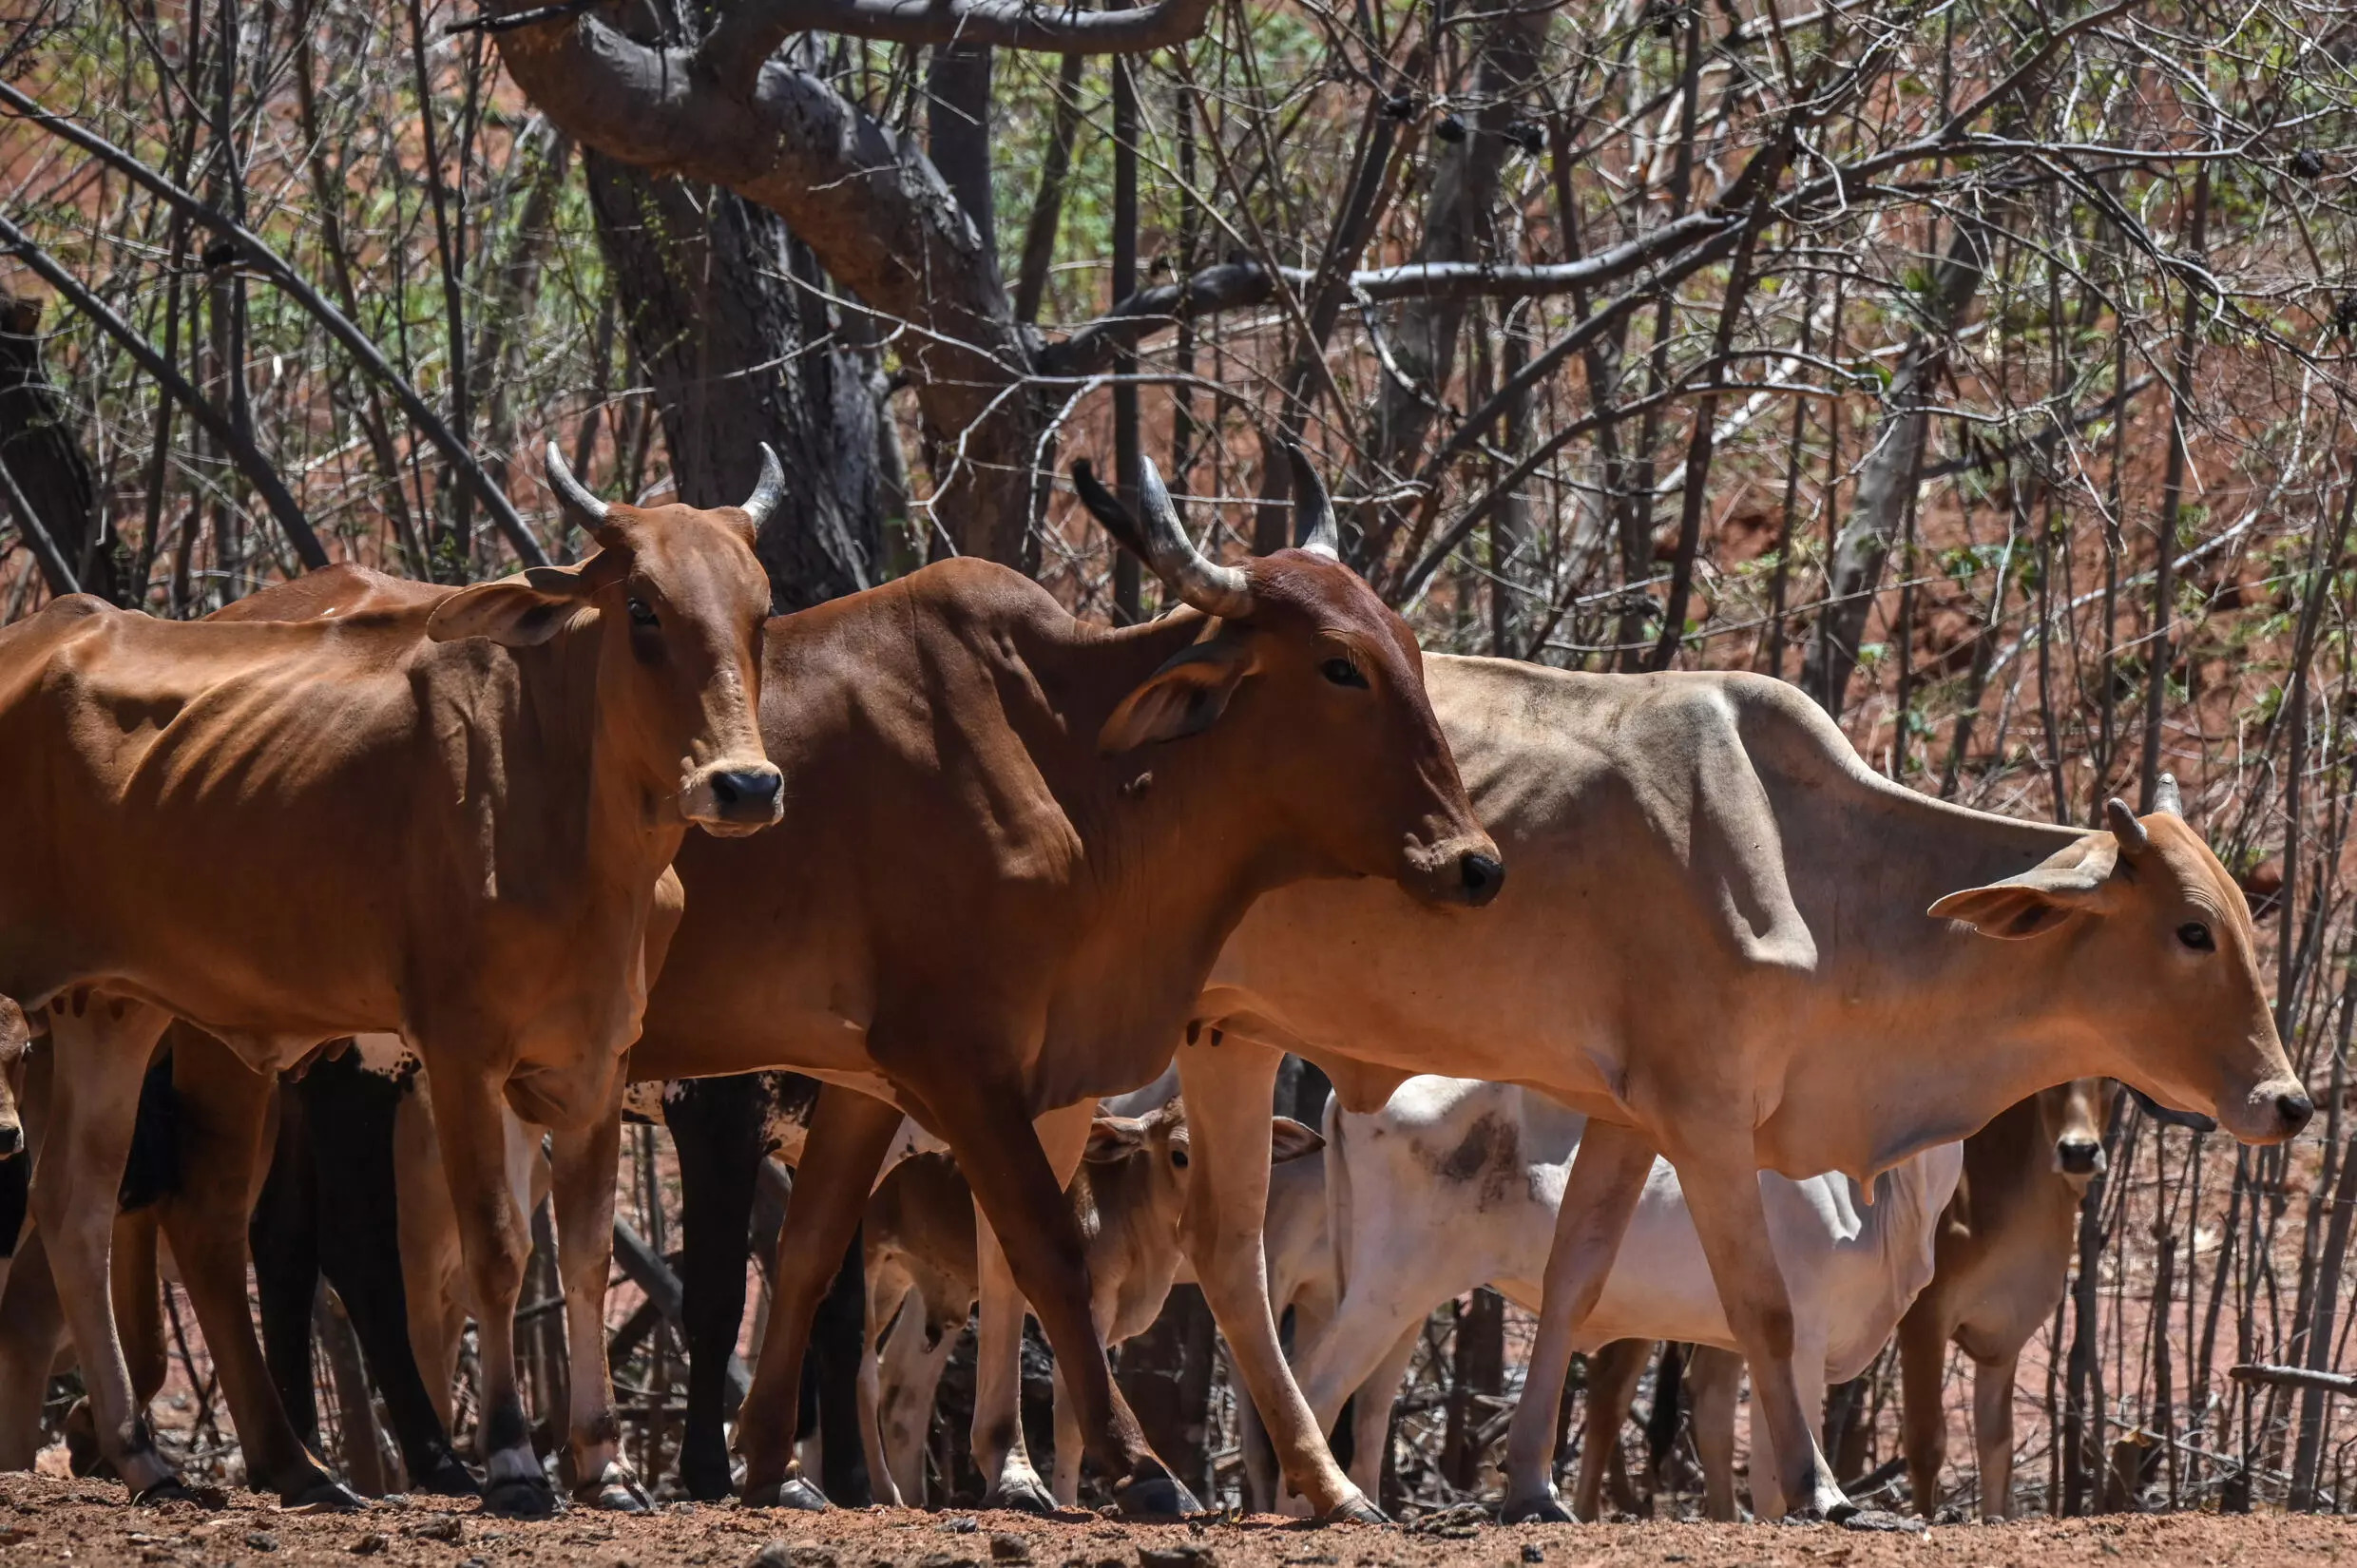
[1042,213,1737,378]
[693,0,1213,98]
[493,10,1038,562]
[0,82,545,568]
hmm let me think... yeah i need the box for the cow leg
[1572,1339,1650,1521]
[854,1284,895,1508]
[1176,1038,1365,1521]
[34,999,175,1498]
[424,1061,547,1516]
[1668,1140,1849,1521]
[1686,1346,1740,1522]
[152,1031,358,1510]
[300,1058,476,1498]
[925,1079,1192,1520]
[0,1226,61,1469]
[666,1075,763,1501]
[812,1227,872,1503]
[1498,1119,1655,1523]
[1347,1324,1418,1511]
[738,1084,905,1508]
[1972,1347,2020,1520]
[1896,1296,1948,1519]
[970,1100,1094,1514]
[551,1088,647,1511]
[1745,1335,1826,1521]
[251,1086,324,1452]
[877,1288,960,1507]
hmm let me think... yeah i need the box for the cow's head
[2037,1079,2116,1187]
[1083,1099,1322,1240]
[1074,450,1503,908]
[426,446,784,837]
[1928,779,2309,1145]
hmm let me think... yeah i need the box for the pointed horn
[545,442,608,526]
[2153,773,2184,817]
[1286,445,1339,559]
[2104,797,2150,857]
[741,443,786,528]
[1137,458,1255,619]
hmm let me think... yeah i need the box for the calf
[864,1101,1318,1507]
[1896,1080,2120,1518]
[0,447,783,1509]
[1260,1077,1958,1519]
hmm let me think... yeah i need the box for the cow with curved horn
[623,430,1499,1518]
[0,439,782,1512]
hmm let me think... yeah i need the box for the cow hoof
[985,1477,1058,1516]
[1313,1496,1389,1526]
[483,1475,560,1519]
[581,1464,652,1513]
[744,1478,832,1511]
[132,1479,222,1511]
[283,1476,367,1513]
[1499,1498,1573,1525]
[1113,1475,1199,1521]
[416,1455,482,1498]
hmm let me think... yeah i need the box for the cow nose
[2279,1091,2316,1137]
[1458,851,1505,907]
[2055,1138,2102,1176]
[710,768,782,816]
[0,1124,23,1158]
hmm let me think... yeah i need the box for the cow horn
[741,443,785,528]
[2154,773,2184,817]
[1287,446,1340,560]
[545,442,608,526]
[1074,457,1255,621]
[2104,797,2150,856]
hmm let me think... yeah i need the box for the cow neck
[1796,790,2117,1179]
[478,617,684,915]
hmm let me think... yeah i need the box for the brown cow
[0,447,781,1512]
[629,449,1499,1517]
[1897,1078,2120,1519]
[1171,660,2309,1522]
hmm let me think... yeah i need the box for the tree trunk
[0,295,117,602]
[584,154,882,608]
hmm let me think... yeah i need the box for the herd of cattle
[0,439,2315,1526]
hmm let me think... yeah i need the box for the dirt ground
[9,1478,2357,1568]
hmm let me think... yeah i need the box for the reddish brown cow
[629,449,1499,1517]
[0,448,781,1513]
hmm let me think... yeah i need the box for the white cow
[1244,1078,1961,1519]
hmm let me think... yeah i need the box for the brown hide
[632,468,1493,1511]
[0,468,779,1504]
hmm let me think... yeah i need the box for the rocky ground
[5,1479,2355,1568]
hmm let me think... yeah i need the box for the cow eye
[1169,1148,1190,1169]
[2177,922,2214,952]
[626,597,659,628]
[1320,657,1368,689]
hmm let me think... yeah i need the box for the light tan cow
[1171,660,2309,1521]
[1897,1079,2119,1518]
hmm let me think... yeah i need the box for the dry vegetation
[8,0,2357,1530]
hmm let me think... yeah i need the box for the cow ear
[1270,1116,1325,1163]
[1084,1116,1148,1163]
[1100,633,1258,754]
[1928,834,2120,940]
[425,550,628,647]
